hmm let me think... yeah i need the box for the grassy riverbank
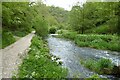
[17,35,67,78]
[58,30,120,52]
[80,58,114,75]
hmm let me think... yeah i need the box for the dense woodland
[69,2,120,34]
[1,1,120,78]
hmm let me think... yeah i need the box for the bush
[33,17,48,37]
[62,31,77,40]
[2,31,16,48]
[49,27,56,34]
[97,58,113,70]
[80,58,114,74]
[12,31,28,37]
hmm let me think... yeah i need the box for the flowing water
[47,34,120,78]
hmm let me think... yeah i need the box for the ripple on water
[47,35,120,78]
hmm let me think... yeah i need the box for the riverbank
[16,35,67,78]
[80,58,120,78]
[47,35,120,78]
[57,30,120,52]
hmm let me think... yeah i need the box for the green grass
[12,31,29,37]
[60,31,120,52]
[1,30,30,49]
[86,74,108,80]
[2,31,16,48]
[0,36,2,49]
[17,35,67,78]
[80,58,114,75]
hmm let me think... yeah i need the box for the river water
[47,34,120,78]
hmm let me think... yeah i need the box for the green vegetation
[49,27,57,34]
[2,30,16,48]
[2,2,49,48]
[86,74,108,80]
[2,2,69,48]
[60,31,120,52]
[2,1,120,79]
[80,58,114,75]
[17,35,67,78]
[68,2,119,34]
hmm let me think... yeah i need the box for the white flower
[31,71,36,76]
[35,55,40,59]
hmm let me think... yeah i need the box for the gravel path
[0,33,34,79]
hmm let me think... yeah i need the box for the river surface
[47,34,120,78]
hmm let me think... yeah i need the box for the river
[47,34,120,78]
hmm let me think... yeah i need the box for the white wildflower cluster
[35,55,40,59]
[31,71,36,76]
[51,57,56,61]
[28,48,31,50]
[25,74,29,78]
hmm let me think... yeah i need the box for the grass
[12,31,29,37]
[16,35,67,78]
[80,58,114,75]
[0,37,2,49]
[1,30,29,49]
[2,31,16,49]
[86,74,108,80]
[60,31,120,52]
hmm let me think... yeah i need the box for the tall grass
[61,31,120,52]
[17,35,67,78]
[80,58,114,75]
[2,31,16,48]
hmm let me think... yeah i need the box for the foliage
[49,27,57,34]
[2,30,16,48]
[17,35,67,78]
[62,31,77,40]
[60,31,120,52]
[48,6,68,25]
[80,58,114,75]
[2,2,32,34]
[0,27,1,49]
[86,74,108,80]
[69,2,119,34]
[2,2,51,47]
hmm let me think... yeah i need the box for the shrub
[62,31,77,40]
[12,31,28,37]
[80,58,114,75]
[97,58,113,70]
[33,17,48,37]
[2,31,16,48]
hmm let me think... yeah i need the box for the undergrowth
[80,58,114,75]
[2,31,16,48]
[60,31,120,52]
[17,35,67,78]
